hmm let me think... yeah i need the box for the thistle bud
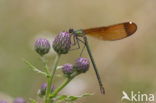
[62,64,74,76]
[73,58,90,73]
[34,38,50,56]
[0,100,7,103]
[37,83,54,97]
[52,31,71,54]
[13,97,26,103]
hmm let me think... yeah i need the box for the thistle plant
[23,31,93,103]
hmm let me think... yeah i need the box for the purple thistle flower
[62,64,74,76]
[52,31,71,54]
[0,100,7,103]
[73,58,90,73]
[41,83,47,91]
[40,83,54,91]
[37,83,54,97]
[13,97,26,103]
[34,38,50,56]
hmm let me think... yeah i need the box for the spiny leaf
[23,59,47,76]
[68,93,93,101]
[55,93,93,103]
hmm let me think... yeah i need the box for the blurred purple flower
[41,83,47,91]
[37,83,54,97]
[13,97,26,103]
[0,100,7,103]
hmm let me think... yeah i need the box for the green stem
[52,78,71,98]
[45,53,61,103]
[40,56,49,75]
[50,72,79,98]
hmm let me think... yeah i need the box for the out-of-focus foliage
[0,0,156,103]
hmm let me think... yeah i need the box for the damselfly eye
[69,28,74,33]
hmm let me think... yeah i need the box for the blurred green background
[0,0,156,103]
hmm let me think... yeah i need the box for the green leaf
[29,98,37,103]
[55,95,68,103]
[59,95,68,100]
[23,59,47,76]
[55,93,93,103]
[68,93,93,101]
[68,96,77,101]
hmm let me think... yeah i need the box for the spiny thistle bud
[37,83,54,97]
[52,31,71,54]
[13,97,26,103]
[62,64,74,76]
[34,38,50,56]
[73,58,90,73]
[0,100,7,103]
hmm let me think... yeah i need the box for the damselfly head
[69,28,74,33]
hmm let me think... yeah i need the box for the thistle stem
[50,72,79,98]
[45,53,61,103]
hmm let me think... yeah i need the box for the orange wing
[83,22,137,40]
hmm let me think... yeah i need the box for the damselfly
[69,22,137,94]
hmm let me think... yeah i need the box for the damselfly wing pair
[69,22,137,94]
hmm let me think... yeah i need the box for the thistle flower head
[0,100,7,103]
[73,58,90,73]
[13,97,26,103]
[52,31,71,54]
[62,64,74,76]
[34,38,50,56]
[37,83,54,97]
[40,83,47,91]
